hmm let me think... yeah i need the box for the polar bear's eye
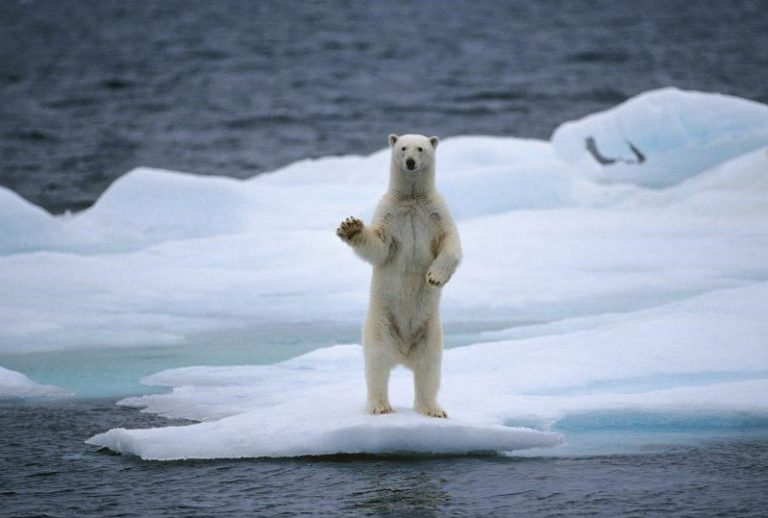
[401,146,406,151]
[417,147,423,152]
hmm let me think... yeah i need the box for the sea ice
[88,360,563,460]
[0,87,766,457]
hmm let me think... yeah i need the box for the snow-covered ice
[1,87,767,458]
[552,87,768,187]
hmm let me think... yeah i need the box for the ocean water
[2,0,767,213]
[2,399,767,517]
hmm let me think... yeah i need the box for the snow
[1,87,767,458]
[0,366,71,398]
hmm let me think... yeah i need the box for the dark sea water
[1,400,767,517]
[1,0,767,213]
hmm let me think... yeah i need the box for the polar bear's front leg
[336,216,393,266]
[427,232,461,288]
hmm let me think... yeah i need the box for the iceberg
[0,87,766,457]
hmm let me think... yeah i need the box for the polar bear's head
[388,134,439,173]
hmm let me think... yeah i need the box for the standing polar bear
[336,134,461,418]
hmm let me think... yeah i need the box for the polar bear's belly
[374,209,439,349]
[393,210,435,275]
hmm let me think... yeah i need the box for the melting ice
[2,88,768,458]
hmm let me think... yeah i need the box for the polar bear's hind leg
[412,332,447,418]
[364,343,395,414]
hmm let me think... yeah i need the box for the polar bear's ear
[429,136,439,149]
[388,134,399,147]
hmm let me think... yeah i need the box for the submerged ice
[0,365,71,398]
[2,88,768,458]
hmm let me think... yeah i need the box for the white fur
[337,134,462,418]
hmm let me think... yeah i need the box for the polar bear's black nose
[406,158,416,170]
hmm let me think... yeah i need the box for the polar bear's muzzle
[406,158,416,171]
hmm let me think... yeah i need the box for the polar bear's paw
[368,401,395,415]
[415,402,448,418]
[426,265,451,288]
[336,216,364,242]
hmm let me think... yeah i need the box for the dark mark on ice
[585,136,646,166]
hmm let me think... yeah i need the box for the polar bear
[336,134,462,418]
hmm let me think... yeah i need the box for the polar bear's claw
[369,402,395,415]
[336,216,364,241]
[426,267,450,287]
[416,403,448,418]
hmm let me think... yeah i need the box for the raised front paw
[415,402,448,418]
[426,265,452,287]
[336,216,364,242]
